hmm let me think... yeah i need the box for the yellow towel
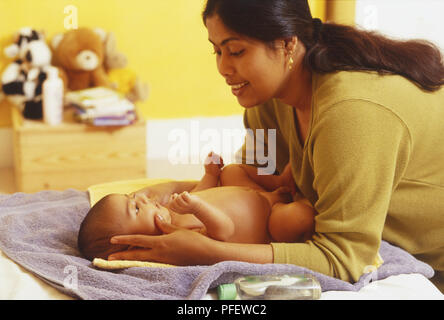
[93,258,176,270]
[87,178,171,206]
[92,255,384,271]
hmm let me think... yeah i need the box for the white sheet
[321,274,443,300]
[1,249,442,300]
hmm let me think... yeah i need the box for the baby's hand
[168,191,200,214]
[204,152,224,177]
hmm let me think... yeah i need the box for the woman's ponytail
[305,22,444,92]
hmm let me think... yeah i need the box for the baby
[77,153,315,260]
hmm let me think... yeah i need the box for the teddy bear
[1,27,56,119]
[51,27,109,91]
[99,30,149,103]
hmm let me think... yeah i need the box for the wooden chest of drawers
[11,108,146,193]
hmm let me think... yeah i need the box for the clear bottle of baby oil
[233,274,322,300]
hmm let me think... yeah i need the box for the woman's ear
[284,36,298,56]
[273,39,286,50]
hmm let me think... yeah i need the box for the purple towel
[0,189,434,300]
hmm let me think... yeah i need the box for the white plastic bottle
[43,66,64,125]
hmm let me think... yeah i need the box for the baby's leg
[268,200,315,243]
[192,152,224,192]
[169,191,235,241]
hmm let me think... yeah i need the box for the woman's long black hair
[203,0,444,92]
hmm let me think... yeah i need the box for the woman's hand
[108,215,218,265]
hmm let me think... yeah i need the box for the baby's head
[77,193,171,260]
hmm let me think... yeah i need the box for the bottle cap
[217,283,237,300]
[46,66,59,79]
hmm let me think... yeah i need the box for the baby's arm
[168,191,235,241]
[191,152,224,192]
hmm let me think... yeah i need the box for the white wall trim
[146,115,245,180]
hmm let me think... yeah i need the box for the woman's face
[206,14,289,108]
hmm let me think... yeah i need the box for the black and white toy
[1,27,53,119]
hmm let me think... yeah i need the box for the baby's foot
[168,191,202,214]
[204,152,224,177]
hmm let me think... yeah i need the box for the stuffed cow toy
[1,27,53,119]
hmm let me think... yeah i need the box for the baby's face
[107,193,171,235]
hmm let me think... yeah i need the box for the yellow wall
[0,0,235,126]
[0,0,335,128]
[309,0,356,25]
[309,0,327,20]
[327,0,356,25]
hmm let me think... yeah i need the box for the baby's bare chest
[196,186,271,220]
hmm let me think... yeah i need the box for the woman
[108,0,444,292]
